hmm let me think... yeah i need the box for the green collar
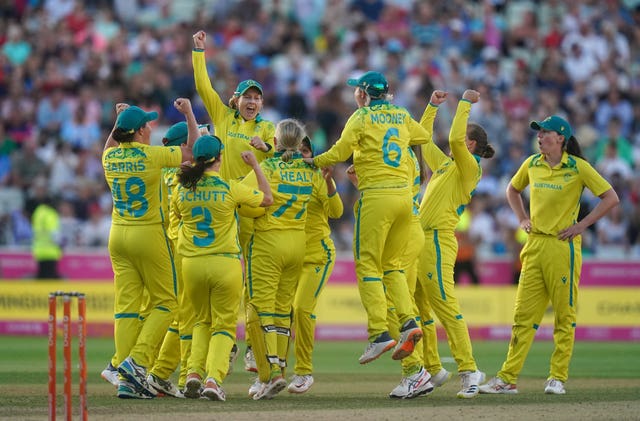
[274,151,303,159]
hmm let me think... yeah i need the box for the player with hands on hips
[479,115,619,395]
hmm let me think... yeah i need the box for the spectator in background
[596,140,633,183]
[36,86,72,142]
[590,116,633,169]
[79,202,111,247]
[9,137,47,192]
[31,195,62,279]
[596,205,629,258]
[60,105,101,151]
[595,89,634,140]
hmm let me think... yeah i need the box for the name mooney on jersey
[370,112,406,125]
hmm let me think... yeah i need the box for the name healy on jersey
[277,161,312,183]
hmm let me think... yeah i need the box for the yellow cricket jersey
[192,50,275,181]
[511,152,612,236]
[419,100,481,231]
[305,173,344,245]
[103,142,182,225]
[242,152,321,232]
[162,167,180,240]
[172,170,265,257]
[313,99,432,190]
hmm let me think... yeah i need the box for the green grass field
[1,337,639,420]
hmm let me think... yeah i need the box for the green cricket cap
[193,135,224,161]
[347,71,389,96]
[530,116,573,140]
[234,79,263,96]
[163,122,188,146]
[115,106,158,132]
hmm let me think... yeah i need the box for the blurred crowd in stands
[0,0,639,261]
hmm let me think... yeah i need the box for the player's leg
[128,226,177,369]
[201,256,243,401]
[274,230,306,374]
[382,195,421,361]
[290,238,335,393]
[239,217,256,372]
[546,238,581,387]
[175,252,195,389]
[247,230,284,383]
[181,255,212,398]
[353,191,397,362]
[109,225,144,368]
[494,237,549,385]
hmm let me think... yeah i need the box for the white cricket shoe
[478,376,518,394]
[430,368,452,388]
[287,374,314,394]
[248,378,263,398]
[101,362,119,388]
[253,375,287,400]
[544,378,566,395]
[389,367,434,399]
[358,332,397,364]
[457,370,485,398]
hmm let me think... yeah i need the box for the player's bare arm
[104,103,130,151]
[241,151,273,206]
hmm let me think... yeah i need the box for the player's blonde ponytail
[275,118,305,162]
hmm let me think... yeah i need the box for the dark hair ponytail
[111,128,136,143]
[178,159,207,191]
[565,136,584,160]
[468,123,495,159]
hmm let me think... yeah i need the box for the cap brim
[530,121,542,131]
[346,79,359,87]
[146,111,159,122]
[236,87,263,96]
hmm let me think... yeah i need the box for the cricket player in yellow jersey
[287,137,343,395]
[415,90,494,399]
[243,119,323,400]
[146,120,212,397]
[347,144,435,399]
[192,30,275,369]
[306,71,431,365]
[192,30,274,250]
[103,101,195,399]
[480,115,618,395]
[174,135,272,401]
